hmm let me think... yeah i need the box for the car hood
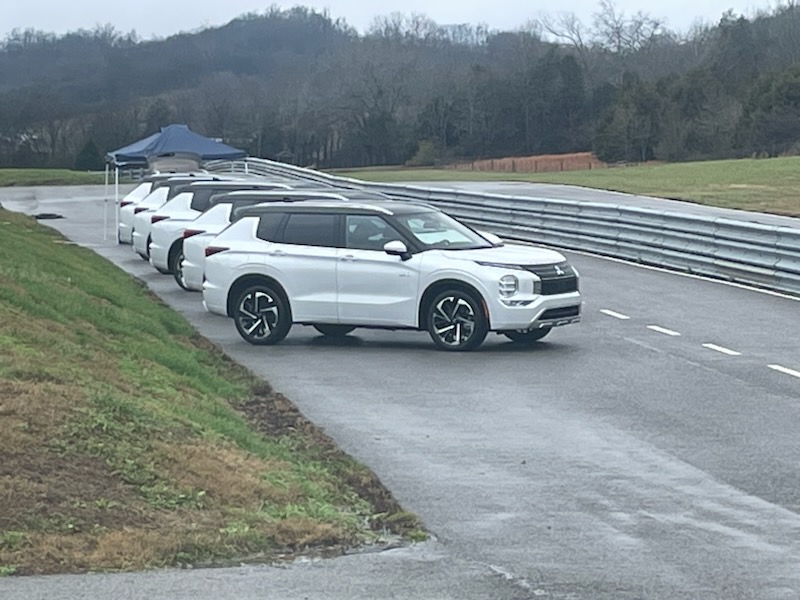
[439,245,566,266]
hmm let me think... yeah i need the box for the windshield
[395,211,492,250]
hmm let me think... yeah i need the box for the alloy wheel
[427,291,489,351]
[233,285,291,345]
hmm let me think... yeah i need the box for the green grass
[333,156,800,217]
[0,169,105,187]
[0,209,417,575]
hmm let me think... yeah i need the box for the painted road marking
[702,343,741,356]
[600,309,630,320]
[647,325,681,337]
[768,364,800,379]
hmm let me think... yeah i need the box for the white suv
[202,201,581,351]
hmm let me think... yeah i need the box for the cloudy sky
[0,0,779,39]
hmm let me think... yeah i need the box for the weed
[0,531,27,551]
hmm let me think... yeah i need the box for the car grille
[523,263,579,295]
[540,306,581,320]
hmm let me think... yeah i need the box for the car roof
[221,190,356,201]
[180,179,289,189]
[178,180,293,192]
[151,175,228,191]
[235,199,438,219]
[143,171,211,180]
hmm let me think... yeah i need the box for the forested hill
[2,2,800,170]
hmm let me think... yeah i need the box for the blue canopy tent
[106,124,246,165]
[104,125,247,242]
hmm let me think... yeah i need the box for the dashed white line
[600,309,630,320]
[702,343,741,356]
[768,364,800,379]
[647,325,681,337]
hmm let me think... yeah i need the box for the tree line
[1,1,800,170]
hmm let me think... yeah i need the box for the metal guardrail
[205,158,800,296]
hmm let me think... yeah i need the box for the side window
[281,213,338,247]
[346,215,402,251]
[256,213,285,242]
[189,190,214,212]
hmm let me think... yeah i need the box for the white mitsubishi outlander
[202,200,581,351]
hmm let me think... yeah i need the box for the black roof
[219,190,356,202]
[183,179,290,189]
[151,174,225,191]
[234,200,438,221]
[175,181,292,196]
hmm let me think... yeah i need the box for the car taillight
[204,246,229,257]
[151,215,169,224]
[134,207,149,214]
[183,228,204,239]
[120,200,134,208]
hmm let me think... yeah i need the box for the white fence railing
[204,158,800,296]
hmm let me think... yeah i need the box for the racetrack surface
[2,186,799,600]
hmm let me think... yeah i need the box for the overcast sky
[0,0,780,40]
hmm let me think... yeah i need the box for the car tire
[503,327,551,344]
[426,289,488,351]
[313,324,356,337]
[233,284,292,346]
[171,245,189,290]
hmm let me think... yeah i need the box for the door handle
[339,255,357,262]
[270,249,286,256]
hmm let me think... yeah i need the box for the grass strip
[0,208,421,575]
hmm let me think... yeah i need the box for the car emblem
[554,265,565,276]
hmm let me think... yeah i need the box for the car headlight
[499,274,518,297]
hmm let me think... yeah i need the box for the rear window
[281,213,338,247]
[256,213,285,242]
[189,189,215,212]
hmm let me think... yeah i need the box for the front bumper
[487,292,582,331]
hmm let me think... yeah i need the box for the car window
[281,213,338,247]
[256,213,285,242]
[345,215,403,251]
[395,211,492,250]
[189,189,215,212]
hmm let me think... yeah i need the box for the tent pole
[103,164,109,241]
[114,167,120,244]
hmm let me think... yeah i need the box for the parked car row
[118,171,582,350]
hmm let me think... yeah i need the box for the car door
[270,212,339,323]
[336,214,420,327]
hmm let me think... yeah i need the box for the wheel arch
[226,274,290,318]
[165,238,184,275]
[418,279,490,329]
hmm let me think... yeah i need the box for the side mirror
[384,240,411,260]
[479,231,504,246]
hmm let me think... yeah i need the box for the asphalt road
[1,185,799,600]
